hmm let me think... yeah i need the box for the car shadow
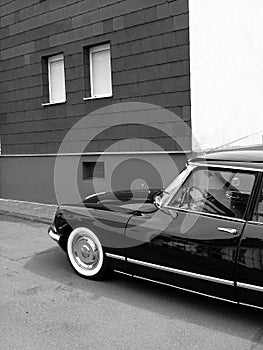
[24,246,263,348]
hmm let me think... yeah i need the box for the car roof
[189,148,263,171]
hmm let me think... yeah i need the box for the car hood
[82,188,161,214]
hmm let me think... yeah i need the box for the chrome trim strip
[113,271,263,309]
[218,227,237,235]
[247,220,263,226]
[127,258,234,286]
[84,192,106,200]
[236,282,263,292]
[164,206,246,223]
[133,275,237,304]
[188,161,263,173]
[239,303,263,310]
[114,270,132,277]
[106,253,126,261]
[48,227,60,242]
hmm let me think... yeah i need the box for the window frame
[164,165,257,221]
[46,53,66,105]
[89,43,112,99]
[248,172,263,224]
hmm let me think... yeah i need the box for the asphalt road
[0,214,263,350]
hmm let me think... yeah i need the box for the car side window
[252,183,263,223]
[168,168,255,219]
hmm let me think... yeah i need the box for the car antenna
[202,130,263,154]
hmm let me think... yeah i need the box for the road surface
[0,215,263,350]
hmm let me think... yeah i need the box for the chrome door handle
[218,227,238,235]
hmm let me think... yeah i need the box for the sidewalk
[0,198,57,224]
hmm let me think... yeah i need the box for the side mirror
[154,195,162,208]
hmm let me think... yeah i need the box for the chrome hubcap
[72,235,100,270]
[80,245,90,259]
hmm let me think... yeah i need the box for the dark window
[83,162,105,180]
[41,57,49,103]
[83,47,91,98]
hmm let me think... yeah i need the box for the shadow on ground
[24,246,263,349]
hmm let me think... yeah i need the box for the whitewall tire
[67,227,109,280]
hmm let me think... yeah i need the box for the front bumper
[48,224,60,243]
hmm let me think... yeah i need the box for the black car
[48,149,263,309]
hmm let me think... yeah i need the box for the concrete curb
[0,199,57,224]
[0,210,52,224]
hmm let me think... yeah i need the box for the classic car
[48,149,263,309]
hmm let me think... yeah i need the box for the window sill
[41,100,66,107]
[83,94,113,101]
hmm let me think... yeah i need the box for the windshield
[157,165,194,207]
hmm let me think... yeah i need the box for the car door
[125,166,256,302]
[236,172,263,308]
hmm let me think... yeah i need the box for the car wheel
[67,227,109,280]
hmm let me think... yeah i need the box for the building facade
[189,0,263,152]
[0,0,191,203]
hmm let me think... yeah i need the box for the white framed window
[48,54,66,104]
[89,44,112,98]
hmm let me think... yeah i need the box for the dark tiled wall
[0,0,190,154]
